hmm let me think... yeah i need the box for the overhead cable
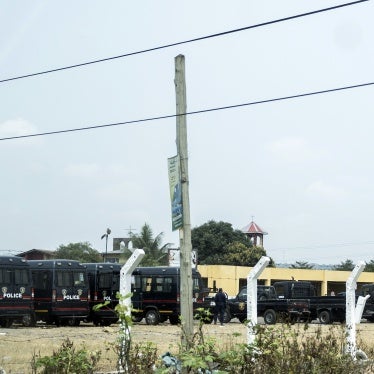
[0,0,368,84]
[0,80,372,142]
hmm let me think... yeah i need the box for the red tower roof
[241,221,268,235]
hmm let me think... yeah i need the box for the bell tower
[241,219,268,247]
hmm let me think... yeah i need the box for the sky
[0,1,373,265]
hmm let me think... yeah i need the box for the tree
[55,242,102,262]
[191,220,274,266]
[220,242,274,267]
[290,261,314,269]
[130,223,169,266]
[334,259,355,271]
[364,260,374,272]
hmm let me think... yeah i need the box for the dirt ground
[0,319,373,373]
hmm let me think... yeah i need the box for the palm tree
[130,223,169,266]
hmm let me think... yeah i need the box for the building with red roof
[241,220,268,247]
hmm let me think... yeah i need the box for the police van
[0,256,34,327]
[29,260,90,326]
[131,266,207,325]
[84,262,121,326]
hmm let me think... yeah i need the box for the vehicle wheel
[259,294,268,301]
[169,315,180,325]
[66,318,80,327]
[0,319,13,328]
[131,315,143,323]
[22,314,36,327]
[223,309,231,323]
[205,317,213,324]
[318,310,331,324]
[145,310,160,325]
[238,315,247,323]
[263,309,277,325]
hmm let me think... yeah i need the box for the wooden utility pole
[174,54,194,346]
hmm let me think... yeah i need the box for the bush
[31,338,101,374]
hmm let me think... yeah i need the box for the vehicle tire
[131,315,143,323]
[223,309,231,323]
[169,315,180,325]
[263,309,277,325]
[259,294,268,301]
[238,315,247,323]
[22,314,36,327]
[205,317,214,324]
[0,319,13,328]
[93,318,100,326]
[145,309,160,325]
[100,320,112,327]
[66,318,80,327]
[318,310,331,324]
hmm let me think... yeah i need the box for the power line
[0,80,373,142]
[0,0,368,84]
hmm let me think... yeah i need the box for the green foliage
[365,259,374,272]
[290,261,314,269]
[191,220,252,264]
[178,308,218,372]
[222,243,272,266]
[112,292,134,372]
[32,338,101,374]
[130,223,169,266]
[334,259,355,271]
[54,242,102,262]
[160,319,372,373]
[191,220,274,266]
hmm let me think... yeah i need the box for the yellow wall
[197,265,374,297]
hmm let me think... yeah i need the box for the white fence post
[247,256,270,345]
[345,261,366,359]
[119,248,145,318]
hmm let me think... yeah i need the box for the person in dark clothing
[213,288,227,326]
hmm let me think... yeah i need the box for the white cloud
[0,118,42,145]
[306,181,347,200]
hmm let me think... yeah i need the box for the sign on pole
[168,155,183,231]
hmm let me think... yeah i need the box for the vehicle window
[73,271,86,286]
[292,286,310,298]
[98,273,112,288]
[238,288,247,301]
[143,277,152,292]
[192,276,201,294]
[274,284,285,298]
[0,269,12,284]
[14,269,29,284]
[56,271,72,287]
[154,277,173,292]
[112,273,120,290]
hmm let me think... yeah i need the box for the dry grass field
[0,320,373,373]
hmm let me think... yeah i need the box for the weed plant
[31,338,101,374]
[30,303,374,374]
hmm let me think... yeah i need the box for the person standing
[213,288,227,326]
